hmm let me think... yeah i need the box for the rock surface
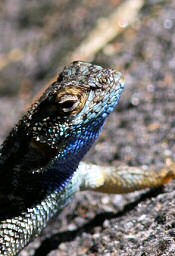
[0,1,175,255]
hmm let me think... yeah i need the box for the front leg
[78,161,175,194]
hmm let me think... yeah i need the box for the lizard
[0,61,175,256]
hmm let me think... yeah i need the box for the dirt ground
[0,0,175,255]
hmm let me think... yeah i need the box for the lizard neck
[0,119,103,194]
[54,124,102,167]
[0,121,102,217]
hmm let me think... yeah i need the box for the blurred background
[0,0,175,255]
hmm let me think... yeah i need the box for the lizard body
[0,61,175,255]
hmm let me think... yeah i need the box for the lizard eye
[56,86,88,116]
[58,95,79,113]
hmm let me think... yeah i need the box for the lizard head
[0,62,125,199]
[23,61,125,169]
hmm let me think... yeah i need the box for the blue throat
[43,122,104,193]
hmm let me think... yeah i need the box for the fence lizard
[0,61,175,255]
